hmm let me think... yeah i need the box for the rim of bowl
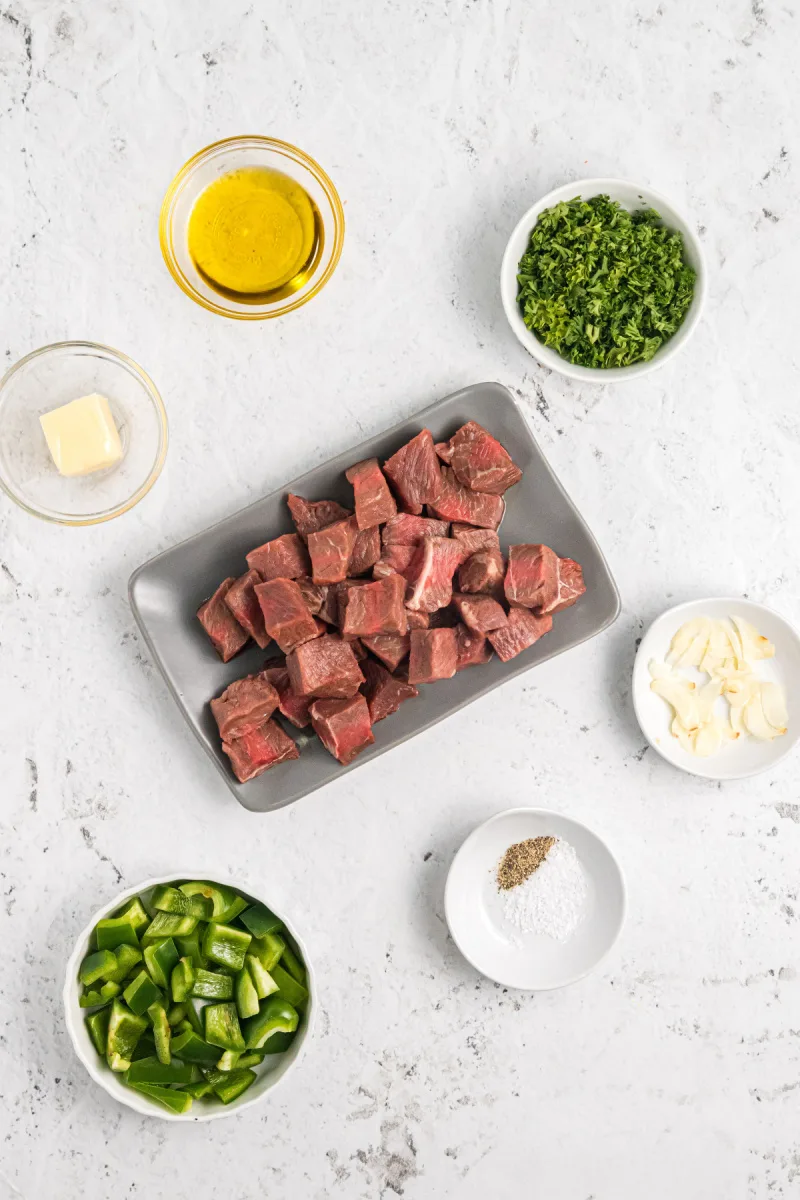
[0,341,168,526]
[632,596,800,781]
[159,135,346,321]
[500,177,708,382]
[444,806,627,991]
[63,869,316,1122]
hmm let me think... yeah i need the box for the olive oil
[187,166,323,303]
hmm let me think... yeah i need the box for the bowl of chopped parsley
[500,179,706,381]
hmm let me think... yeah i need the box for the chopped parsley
[516,195,696,369]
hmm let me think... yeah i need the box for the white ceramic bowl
[633,598,800,781]
[500,178,707,382]
[63,871,315,1122]
[444,808,626,990]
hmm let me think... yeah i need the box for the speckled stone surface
[2,2,800,1197]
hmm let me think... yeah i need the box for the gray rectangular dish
[129,382,620,812]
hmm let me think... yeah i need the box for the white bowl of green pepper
[63,872,315,1121]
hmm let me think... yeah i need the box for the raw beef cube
[455,623,493,670]
[317,585,340,625]
[287,494,352,541]
[407,628,458,684]
[348,520,381,576]
[349,637,368,661]
[262,666,312,729]
[383,430,442,515]
[360,632,411,671]
[429,468,505,530]
[340,574,408,637]
[406,537,468,613]
[211,671,280,740]
[381,513,449,547]
[361,658,418,723]
[345,458,397,529]
[452,593,508,634]
[372,544,419,581]
[504,544,559,609]
[198,578,249,662]
[310,695,375,765]
[488,608,552,662]
[255,578,323,653]
[458,548,505,596]
[536,558,586,615]
[222,718,300,782]
[308,518,357,585]
[247,533,310,581]
[286,633,364,699]
[405,608,430,630]
[434,440,454,464]
[332,579,372,630]
[451,524,500,555]
[441,420,522,495]
[224,569,272,649]
[296,577,327,615]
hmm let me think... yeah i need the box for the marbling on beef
[198,577,250,662]
[223,719,299,782]
[340,574,408,637]
[372,544,419,580]
[457,547,505,596]
[360,632,411,671]
[307,518,357,585]
[295,577,327,615]
[450,524,500,554]
[405,537,468,613]
[404,609,430,630]
[211,671,280,740]
[455,623,493,670]
[381,513,449,546]
[536,557,586,615]
[346,458,397,529]
[310,695,375,764]
[255,578,323,653]
[224,569,272,649]
[439,420,522,495]
[286,633,364,699]
[429,468,505,530]
[504,544,559,609]
[488,608,552,662]
[361,658,418,723]
[407,627,458,683]
[383,430,442,515]
[452,593,508,634]
[287,494,352,540]
[246,533,310,581]
[348,520,381,576]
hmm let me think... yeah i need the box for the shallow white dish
[500,177,707,383]
[444,808,625,990]
[63,871,314,1122]
[633,598,800,781]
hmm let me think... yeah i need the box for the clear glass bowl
[0,342,168,525]
[159,136,345,320]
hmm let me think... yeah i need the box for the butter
[39,393,123,477]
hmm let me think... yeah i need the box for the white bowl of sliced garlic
[632,598,800,780]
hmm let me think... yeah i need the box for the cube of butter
[39,393,123,477]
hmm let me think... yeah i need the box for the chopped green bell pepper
[211,1067,256,1104]
[170,1029,221,1064]
[250,931,285,973]
[216,1050,241,1071]
[123,970,162,1016]
[180,1080,214,1099]
[143,911,198,943]
[246,954,278,1000]
[125,1056,193,1085]
[270,963,308,1009]
[148,1002,171,1065]
[128,1081,192,1114]
[96,916,139,951]
[79,980,121,1008]
[180,881,248,924]
[202,923,252,972]
[105,944,143,984]
[261,1030,297,1055]
[85,1007,111,1055]
[106,999,147,1071]
[130,1031,156,1061]
[235,967,260,1019]
[175,1018,193,1035]
[79,949,117,986]
[175,928,207,969]
[242,995,299,1051]
[152,885,211,920]
[183,998,204,1036]
[239,902,284,939]
[280,942,307,985]
[190,968,234,1001]
[235,1050,265,1068]
[171,957,195,1002]
[114,896,150,933]
[204,1002,245,1052]
[143,938,179,989]
[167,1003,186,1026]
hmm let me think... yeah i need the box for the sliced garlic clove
[760,682,788,735]
[649,659,674,682]
[695,679,723,724]
[743,692,778,740]
[651,677,700,729]
[667,619,702,666]
[694,723,723,757]
[671,717,696,755]
[732,615,775,662]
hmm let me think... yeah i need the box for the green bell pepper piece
[190,968,234,1001]
[131,1031,156,1061]
[239,902,284,939]
[79,980,121,1008]
[114,896,150,932]
[79,949,117,986]
[95,917,139,951]
[204,1002,245,1052]
[125,1056,193,1085]
[181,1080,214,1099]
[105,944,143,984]
[123,970,162,1017]
[246,955,278,1000]
[85,1007,111,1055]
[167,1003,186,1026]
[151,885,212,920]
[216,1050,241,1071]
[236,1051,266,1068]
[261,1030,297,1055]
[128,1082,192,1114]
[242,995,299,1051]
[180,882,247,924]
[235,967,260,1020]
[202,923,252,972]
[143,938,179,990]
[170,1029,220,1064]
[148,1002,171,1065]
[280,943,306,984]
[211,1067,256,1104]
[250,931,285,973]
[106,999,147,1070]
[270,963,308,1009]
[175,928,207,969]
[171,957,195,1002]
[183,998,204,1036]
[143,912,197,943]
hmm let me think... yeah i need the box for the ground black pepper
[496,836,556,890]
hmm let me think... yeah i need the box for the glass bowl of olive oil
[159,136,345,320]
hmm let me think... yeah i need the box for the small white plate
[633,598,800,780]
[444,808,626,990]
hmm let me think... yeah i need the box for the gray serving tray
[129,382,620,813]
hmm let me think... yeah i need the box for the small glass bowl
[0,342,168,525]
[159,135,345,320]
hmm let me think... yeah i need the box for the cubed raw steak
[360,632,410,671]
[405,608,430,630]
[442,420,522,495]
[255,578,323,653]
[348,520,381,576]
[407,628,458,683]
[197,578,249,662]
[458,548,505,596]
[488,608,552,662]
[406,537,468,613]
[340,574,408,636]
[434,440,454,464]
[536,557,586,615]
[429,468,505,530]
[286,633,364,699]
[381,513,449,547]
[361,658,418,723]
[372,544,419,581]
[504,544,559,609]
[247,533,310,581]
[224,569,271,649]
[452,593,508,634]
[455,623,493,670]
[310,695,375,765]
[287,494,352,540]
[307,518,357,585]
[383,430,442,515]
[451,524,500,554]
[345,458,397,529]
[317,585,340,625]
[296,577,327,615]
[222,719,299,782]
[262,665,312,728]
[211,671,280,740]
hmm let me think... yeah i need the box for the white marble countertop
[2,1,800,1197]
